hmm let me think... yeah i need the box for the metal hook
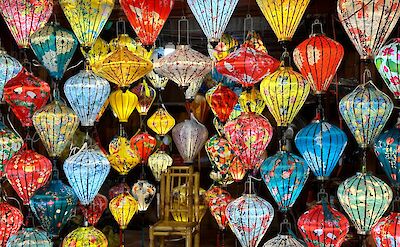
[178,16,190,45]
[116,18,127,36]
[280,50,291,67]
[311,19,324,36]
[243,14,254,40]
[362,68,372,84]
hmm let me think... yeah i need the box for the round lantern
[205,186,232,230]
[295,120,347,180]
[337,172,393,235]
[109,192,138,230]
[337,0,400,60]
[147,107,176,136]
[63,145,110,205]
[6,228,52,247]
[109,89,138,123]
[206,84,238,123]
[3,69,51,127]
[0,0,53,48]
[372,212,400,247]
[78,193,108,226]
[62,226,108,247]
[131,80,156,116]
[0,48,22,100]
[146,70,169,91]
[131,180,156,212]
[238,87,266,114]
[5,149,52,205]
[260,151,310,212]
[293,20,344,94]
[148,150,173,181]
[64,69,111,127]
[224,112,273,170]
[0,202,23,246]
[83,38,109,68]
[172,113,209,163]
[205,135,234,174]
[130,132,157,164]
[108,136,141,176]
[59,0,114,50]
[108,34,138,52]
[30,23,78,80]
[229,157,246,182]
[0,122,23,179]
[263,234,304,247]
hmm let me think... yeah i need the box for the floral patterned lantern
[206,84,238,123]
[5,148,52,205]
[205,135,234,175]
[0,122,23,179]
[132,180,156,212]
[59,0,114,50]
[108,136,141,176]
[208,33,239,62]
[30,23,79,80]
[131,80,156,115]
[0,0,53,48]
[210,169,234,187]
[3,69,50,127]
[172,113,209,163]
[372,212,400,247]
[130,132,157,164]
[295,120,347,180]
[146,71,169,91]
[78,193,108,226]
[337,172,393,235]
[109,34,137,53]
[109,192,138,229]
[147,107,176,136]
[238,88,266,114]
[7,228,52,247]
[263,235,304,247]
[62,226,108,247]
[293,20,344,94]
[64,69,110,127]
[148,150,173,181]
[0,48,22,100]
[109,89,138,123]
[205,186,232,230]
[0,202,23,246]
[337,0,400,60]
[109,182,130,200]
[83,38,109,68]
[229,157,246,182]
[260,151,310,212]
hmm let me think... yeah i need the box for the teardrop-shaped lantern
[7,228,52,246]
[206,84,238,123]
[63,146,110,205]
[3,69,50,127]
[30,23,79,80]
[84,38,109,68]
[109,192,138,229]
[147,107,176,136]
[108,136,141,175]
[64,69,111,127]
[5,149,52,205]
[372,212,400,247]
[263,235,304,247]
[130,132,157,164]
[0,49,22,100]
[260,151,310,212]
[62,226,108,247]
[337,0,400,60]
[261,62,310,127]
[0,0,53,48]
[206,135,234,174]
[79,193,108,226]
[148,150,173,181]
[59,0,114,50]
[295,120,347,180]
[229,157,246,182]
[238,87,266,114]
[0,202,23,246]
[131,180,156,212]
[0,122,23,179]
[172,113,209,163]
[224,112,273,170]
[131,80,156,115]
[337,172,393,235]
[205,186,232,230]
[109,89,138,123]
[32,100,79,158]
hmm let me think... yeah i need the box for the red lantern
[297,204,349,247]
[130,131,157,164]
[3,69,50,127]
[373,212,400,247]
[0,201,23,246]
[205,186,232,230]
[293,20,344,94]
[206,84,238,123]
[229,157,246,182]
[79,194,108,226]
[4,148,52,205]
[120,0,174,47]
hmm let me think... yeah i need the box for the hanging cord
[243,14,254,41]
[6,108,22,140]
[116,18,127,36]
[310,19,324,36]
[360,148,367,173]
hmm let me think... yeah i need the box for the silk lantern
[79,193,108,226]
[191,94,210,124]
[109,182,130,200]
[146,71,169,91]
[185,79,203,101]
[0,202,23,246]
[210,169,234,187]
[0,0,53,48]
[337,172,393,235]
[0,48,22,100]
[260,150,310,212]
[132,180,156,212]
[109,192,138,229]
[108,136,141,175]
[229,157,246,182]
[208,33,239,62]
[109,89,138,123]
[0,122,23,179]
[3,69,50,127]
[263,235,304,247]
[62,226,108,247]
[131,80,156,115]
[206,84,238,123]
[64,69,110,127]
[130,132,157,164]
[148,150,173,181]
[337,0,400,60]
[30,23,78,80]
[83,38,109,68]
[6,228,52,247]
[295,120,347,180]
[238,87,266,114]
[96,98,109,122]
[205,186,232,230]
[372,212,400,247]
[147,107,176,136]
[206,135,234,175]
[109,34,137,53]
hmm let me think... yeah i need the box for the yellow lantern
[81,38,109,67]
[147,107,175,136]
[171,185,207,222]
[96,98,109,122]
[109,34,136,52]
[256,0,311,42]
[108,136,141,175]
[131,80,156,116]
[238,87,266,114]
[62,226,108,247]
[109,89,138,123]
[148,150,173,181]
[109,192,138,230]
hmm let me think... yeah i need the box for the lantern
[216,32,280,88]
[59,0,114,50]
[172,113,209,163]
[185,79,203,101]
[0,0,53,48]
[263,235,304,247]
[190,94,210,124]
[205,186,232,230]
[295,120,347,180]
[171,185,207,222]
[131,80,156,115]
[147,107,176,136]
[154,45,212,88]
[238,88,266,114]
[146,71,169,91]
[64,69,111,127]
[372,212,400,247]
[30,23,78,80]
[109,182,130,200]
[96,98,109,122]
[208,34,239,62]
[83,38,109,68]
[256,0,310,42]
[337,172,393,235]
[206,84,238,123]
[131,180,156,212]
[229,157,246,182]
[109,34,136,52]
[260,151,310,212]
[120,0,174,47]
[62,226,108,247]
[205,135,234,174]
[78,194,108,226]
[210,169,234,187]
[337,0,400,60]
[130,132,157,163]
[109,89,138,123]
[0,202,23,246]
[109,192,138,229]
[6,228,52,246]
[339,76,393,148]
[3,69,50,127]
[0,49,22,100]
[5,149,52,205]
[108,136,141,176]
[32,100,79,158]
[148,150,173,181]
[213,117,225,136]
[261,62,310,127]
[229,102,242,121]
[63,145,110,205]
[0,122,23,179]
[224,112,273,170]
[297,203,350,247]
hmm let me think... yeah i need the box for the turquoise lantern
[6,228,52,247]
[0,48,22,100]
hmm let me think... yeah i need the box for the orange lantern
[206,84,238,123]
[130,131,157,164]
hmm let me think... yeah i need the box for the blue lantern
[30,170,78,237]
[211,68,236,89]
[0,48,22,100]
[260,151,310,212]
[30,23,78,80]
[63,144,110,205]
[295,120,347,180]
[6,228,52,247]
[64,69,110,127]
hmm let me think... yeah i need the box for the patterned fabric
[109,89,138,123]
[108,136,141,175]
[131,80,156,115]
[0,50,22,100]
[109,183,130,200]
[131,180,156,212]
[205,135,234,175]
[78,194,108,226]
[129,132,157,163]
[146,70,169,90]
[147,150,172,181]
[208,34,239,62]
[62,226,108,247]
[229,157,246,182]
[184,78,203,100]
[206,84,238,123]
[109,192,138,229]
[6,228,52,247]
[0,121,23,179]
[238,88,266,114]
[205,186,232,230]
[0,202,23,246]
[373,212,400,247]
[263,234,304,247]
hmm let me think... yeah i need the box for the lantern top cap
[310,19,325,37]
